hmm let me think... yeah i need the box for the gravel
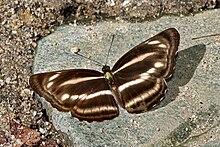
[0,0,219,146]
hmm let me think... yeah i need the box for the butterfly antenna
[105,34,115,66]
[192,34,220,40]
[74,52,103,67]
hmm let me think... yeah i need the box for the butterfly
[30,28,180,122]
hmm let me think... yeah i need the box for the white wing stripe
[59,76,103,87]
[61,93,70,101]
[125,96,143,108]
[124,80,162,108]
[86,90,112,99]
[48,73,60,81]
[158,44,167,48]
[114,52,157,73]
[118,78,145,92]
[75,105,117,114]
[154,62,164,68]
[147,40,160,44]
[46,81,54,89]
[65,90,112,102]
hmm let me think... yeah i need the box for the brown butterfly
[30,28,180,122]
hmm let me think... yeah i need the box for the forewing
[114,74,167,113]
[112,28,179,79]
[30,69,119,122]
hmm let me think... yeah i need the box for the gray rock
[32,10,220,146]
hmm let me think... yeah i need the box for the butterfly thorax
[102,65,115,85]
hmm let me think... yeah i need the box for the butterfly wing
[30,69,119,122]
[112,28,179,113]
[113,75,167,113]
[112,28,179,78]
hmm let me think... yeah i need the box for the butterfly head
[102,65,111,72]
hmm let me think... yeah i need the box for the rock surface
[33,10,220,146]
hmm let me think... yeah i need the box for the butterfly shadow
[156,44,206,109]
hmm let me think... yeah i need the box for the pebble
[0,79,4,86]
[39,127,46,134]
[5,77,11,84]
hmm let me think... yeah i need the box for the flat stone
[32,9,220,146]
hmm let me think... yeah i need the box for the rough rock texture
[61,0,219,21]
[33,9,220,146]
[1,0,219,146]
